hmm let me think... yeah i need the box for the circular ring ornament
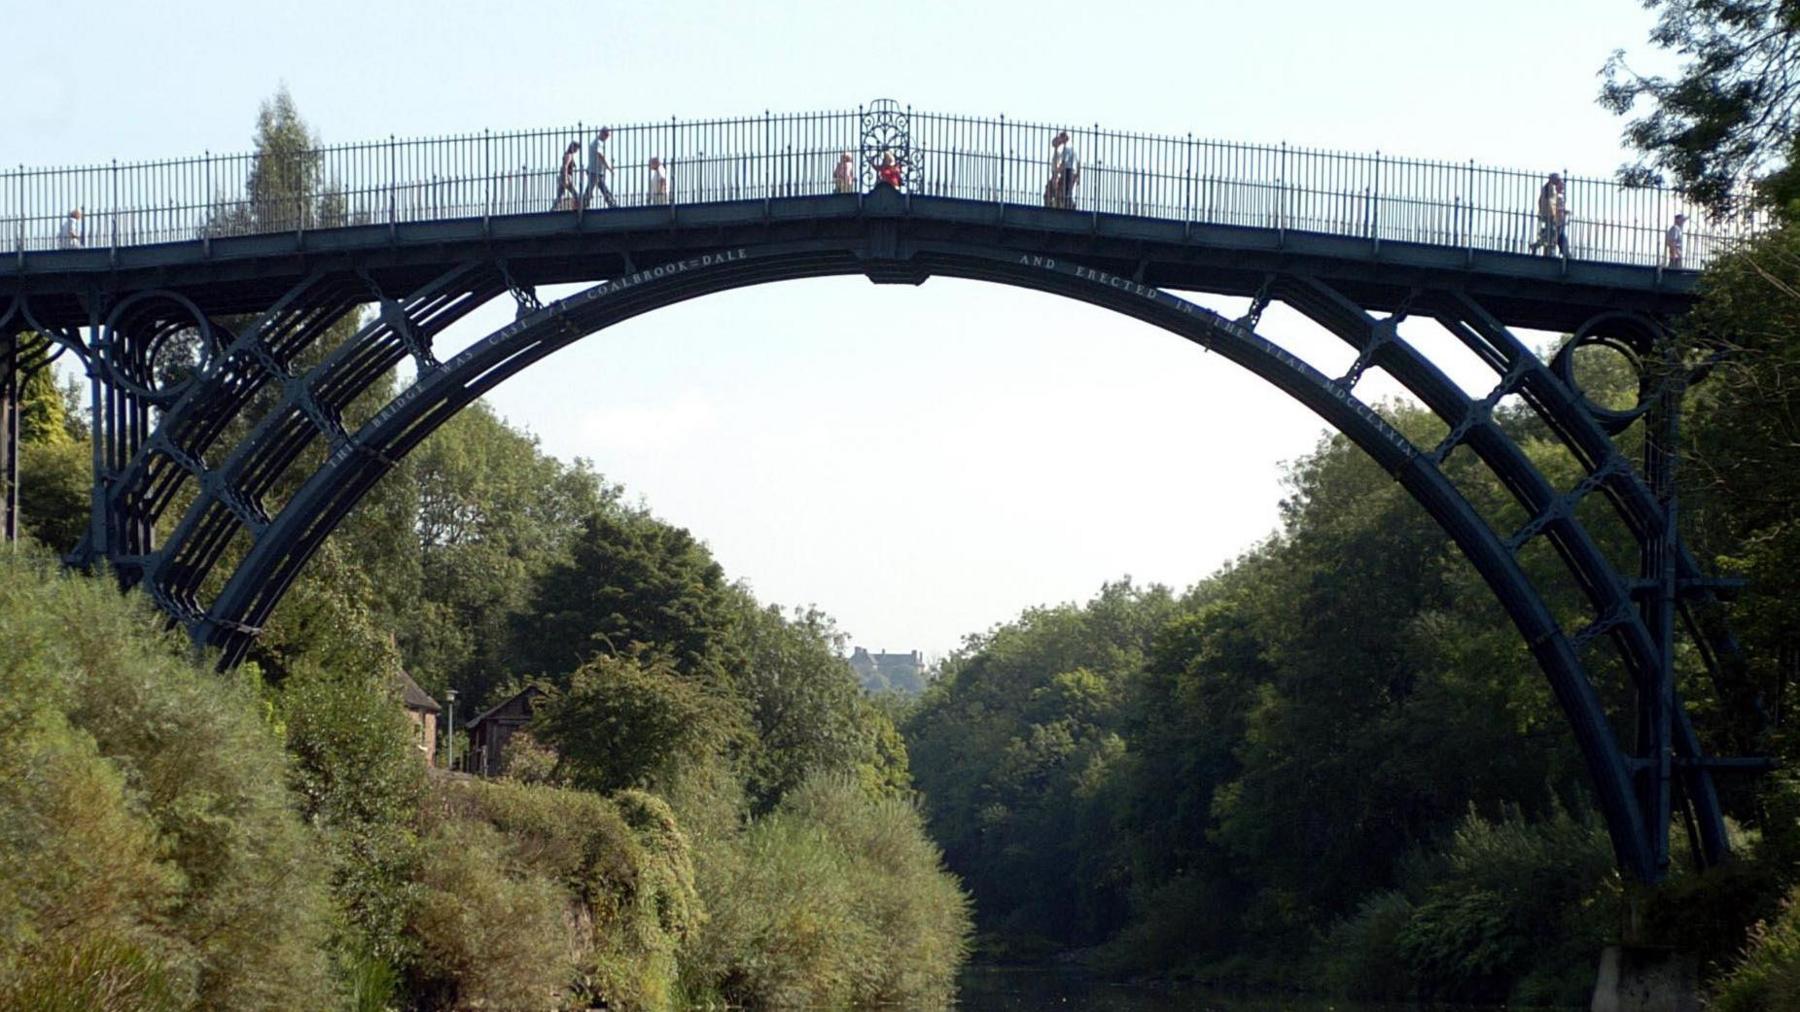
[100,290,219,404]
[1550,311,1662,434]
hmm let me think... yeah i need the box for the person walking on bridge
[834,151,856,193]
[647,156,669,204]
[1665,213,1687,269]
[58,208,83,249]
[555,142,581,212]
[1531,172,1567,257]
[584,128,616,209]
[1051,131,1080,209]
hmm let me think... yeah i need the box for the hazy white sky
[4,1,1667,657]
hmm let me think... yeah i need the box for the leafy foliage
[683,774,971,1008]
[407,818,572,1011]
[277,657,426,974]
[510,506,742,683]
[14,364,91,551]
[1600,0,1800,213]
[729,592,911,806]
[417,776,701,1010]
[400,402,609,702]
[904,394,1640,992]
[1713,885,1800,1011]
[0,549,337,1009]
[533,652,746,795]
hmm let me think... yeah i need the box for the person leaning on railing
[876,152,902,190]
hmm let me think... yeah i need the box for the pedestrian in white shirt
[648,156,669,204]
[59,208,83,249]
[833,152,856,194]
[1665,213,1687,269]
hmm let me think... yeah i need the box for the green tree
[509,506,742,684]
[278,652,426,979]
[14,361,92,551]
[727,591,908,806]
[221,84,324,233]
[532,652,745,795]
[395,401,610,702]
[1601,0,1800,212]
[1686,225,1800,709]
[904,580,1176,945]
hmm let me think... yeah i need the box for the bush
[1315,802,1619,1005]
[1712,885,1800,1012]
[685,773,971,1007]
[3,936,186,1012]
[408,819,571,1011]
[1092,872,1255,979]
[0,551,338,1009]
[500,729,563,785]
[421,776,700,1010]
[1319,891,1416,998]
[532,653,744,795]
[278,658,426,972]
[0,711,187,1009]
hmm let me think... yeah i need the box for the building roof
[395,668,440,713]
[464,684,545,730]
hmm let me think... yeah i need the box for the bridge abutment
[1591,945,1699,1012]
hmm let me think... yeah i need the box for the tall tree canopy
[1601,0,1800,213]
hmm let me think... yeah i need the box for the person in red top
[876,151,903,190]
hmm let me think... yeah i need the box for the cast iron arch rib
[152,242,1732,883]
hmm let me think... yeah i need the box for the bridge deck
[0,103,1748,332]
[1,188,1702,334]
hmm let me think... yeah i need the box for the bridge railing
[2,105,1762,269]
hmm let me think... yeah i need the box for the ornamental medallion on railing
[861,99,922,190]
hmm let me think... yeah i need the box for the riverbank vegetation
[15,5,1800,1005]
[2,96,968,1011]
[2,453,969,1011]
[902,5,1800,1002]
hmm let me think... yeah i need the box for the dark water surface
[955,965,1514,1011]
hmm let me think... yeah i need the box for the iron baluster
[1465,160,1475,265]
[1278,141,1287,246]
[1372,150,1382,254]
[387,135,396,238]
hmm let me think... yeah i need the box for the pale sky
[3,1,1668,658]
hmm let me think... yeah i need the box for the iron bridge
[0,101,1771,885]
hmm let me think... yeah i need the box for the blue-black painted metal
[0,112,1770,886]
[0,105,1763,268]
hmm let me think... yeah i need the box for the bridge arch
[47,228,1745,885]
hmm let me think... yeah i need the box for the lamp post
[444,688,457,771]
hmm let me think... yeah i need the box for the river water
[956,965,1514,1011]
